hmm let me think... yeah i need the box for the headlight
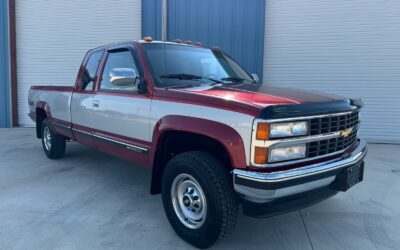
[269,145,306,162]
[270,121,308,138]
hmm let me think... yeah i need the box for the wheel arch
[35,101,52,138]
[150,115,247,194]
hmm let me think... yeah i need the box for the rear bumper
[233,139,367,214]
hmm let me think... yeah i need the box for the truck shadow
[56,142,315,249]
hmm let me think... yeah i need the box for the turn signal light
[254,147,268,164]
[256,123,269,140]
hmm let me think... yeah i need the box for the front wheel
[162,151,239,249]
[41,118,66,159]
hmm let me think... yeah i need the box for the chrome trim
[264,130,342,148]
[72,128,91,136]
[93,132,149,153]
[234,139,367,203]
[250,110,360,167]
[262,110,357,123]
[237,139,367,184]
[234,176,335,203]
[72,128,149,153]
[53,122,71,130]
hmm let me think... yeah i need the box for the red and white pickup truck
[28,39,367,248]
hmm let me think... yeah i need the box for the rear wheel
[162,151,238,248]
[41,118,66,159]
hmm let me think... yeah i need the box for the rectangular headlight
[269,145,306,163]
[270,121,308,138]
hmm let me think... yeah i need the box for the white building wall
[16,0,142,126]
[263,0,400,143]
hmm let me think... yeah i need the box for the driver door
[91,46,151,162]
[70,48,104,147]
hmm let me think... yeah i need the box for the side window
[100,50,139,91]
[80,50,103,91]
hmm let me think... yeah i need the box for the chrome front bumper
[233,139,368,203]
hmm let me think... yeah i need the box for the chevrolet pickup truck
[28,38,367,248]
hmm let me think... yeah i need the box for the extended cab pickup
[28,39,367,248]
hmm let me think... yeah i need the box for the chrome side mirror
[251,73,259,84]
[110,68,139,87]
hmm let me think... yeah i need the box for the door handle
[93,100,100,108]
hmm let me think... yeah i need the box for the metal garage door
[16,0,142,126]
[166,0,266,80]
[263,0,400,143]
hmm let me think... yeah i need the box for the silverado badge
[340,127,353,138]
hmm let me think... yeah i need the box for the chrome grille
[307,112,359,158]
[307,121,358,158]
[309,111,359,135]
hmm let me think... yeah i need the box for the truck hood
[180,83,346,107]
[156,83,356,118]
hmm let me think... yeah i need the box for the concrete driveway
[0,128,399,250]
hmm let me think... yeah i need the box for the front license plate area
[332,162,364,191]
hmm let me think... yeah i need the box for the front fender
[151,115,247,169]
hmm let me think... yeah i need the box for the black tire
[41,118,66,159]
[162,151,239,249]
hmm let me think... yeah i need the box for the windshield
[142,43,254,87]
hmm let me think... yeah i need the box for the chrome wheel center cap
[183,195,192,207]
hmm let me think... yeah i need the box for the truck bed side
[28,86,74,129]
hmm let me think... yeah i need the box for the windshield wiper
[160,73,201,80]
[160,74,223,84]
[220,76,247,83]
[164,83,203,89]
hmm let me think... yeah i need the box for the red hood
[182,84,346,107]
[191,88,297,106]
[154,83,349,117]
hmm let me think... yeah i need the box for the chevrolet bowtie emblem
[340,127,353,138]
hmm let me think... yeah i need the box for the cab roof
[87,39,208,54]
[137,39,204,47]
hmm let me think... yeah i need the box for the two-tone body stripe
[71,127,91,136]
[93,132,149,154]
[53,122,71,131]
[71,127,149,155]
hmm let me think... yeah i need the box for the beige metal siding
[263,0,400,143]
[16,0,141,126]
